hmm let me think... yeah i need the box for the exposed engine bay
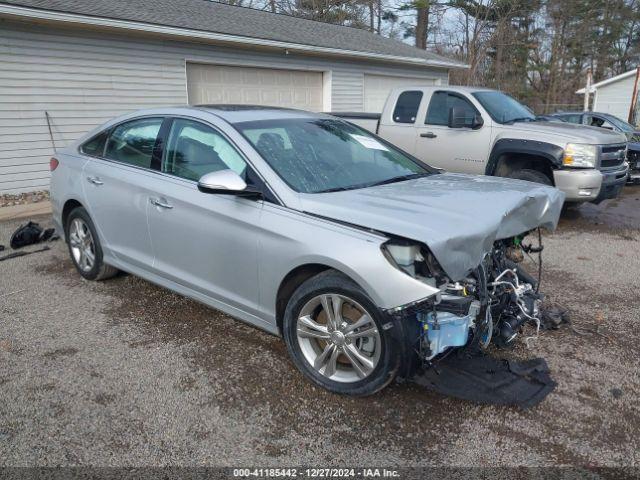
[385,229,547,365]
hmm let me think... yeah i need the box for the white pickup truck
[333,86,629,203]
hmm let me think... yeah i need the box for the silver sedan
[50,106,564,395]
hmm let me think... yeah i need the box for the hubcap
[296,294,381,383]
[69,218,96,272]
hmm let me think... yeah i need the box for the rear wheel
[283,271,399,396]
[65,207,118,281]
[506,169,552,186]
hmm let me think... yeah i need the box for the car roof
[390,85,496,94]
[194,105,329,124]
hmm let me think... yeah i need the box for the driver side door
[415,91,491,174]
[145,117,263,317]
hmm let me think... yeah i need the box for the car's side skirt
[103,253,280,337]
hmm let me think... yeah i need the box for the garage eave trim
[0,4,469,69]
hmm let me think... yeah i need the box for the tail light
[50,157,59,171]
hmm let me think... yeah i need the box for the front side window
[104,118,163,168]
[236,118,434,194]
[393,91,423,123]
[163,119,247,182]
[425,92,477,126]
[586,115,615,130]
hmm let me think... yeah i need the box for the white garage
[364,74,437,112]
[0,0,466,194]
[576,68,640,123]
[187,63,324,111]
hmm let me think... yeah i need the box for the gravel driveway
[1,188,639,468]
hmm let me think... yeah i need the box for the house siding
[593,75,636,120]
[0,19,449,194]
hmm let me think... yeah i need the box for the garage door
[364,74,437,112]
[187,63,324,111]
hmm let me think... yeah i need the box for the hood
[299,173,565,281]
[503,120,627,144]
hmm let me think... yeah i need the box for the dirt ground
[0,187,639,468]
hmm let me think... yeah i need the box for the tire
[506,169,552,186]
[65,207,119,281]
[283,270,400,396]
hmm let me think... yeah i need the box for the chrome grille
[599,143,626,170]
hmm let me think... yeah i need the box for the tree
[213,0,640,114]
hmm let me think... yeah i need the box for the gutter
[0,4,469,69]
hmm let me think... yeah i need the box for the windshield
[235,118,434,193]
[472,91,536,124]
[604,115,636,133]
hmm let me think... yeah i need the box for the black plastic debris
[540,304,570,330]
[412,349,556,409]
[9,221,57,249]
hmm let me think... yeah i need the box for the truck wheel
[507,169,552,186]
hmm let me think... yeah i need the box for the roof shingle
[0,0,466,67]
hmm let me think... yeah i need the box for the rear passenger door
[82,117,163,269]
[414,91,490,174]
[145,117,263,317]
[380,90,424,155]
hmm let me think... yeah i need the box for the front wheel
[506,169,552,185]
[283,270,399,396]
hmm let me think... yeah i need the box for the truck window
[560,114,582,124]
[425,92,476,126]
[585,115,615,130]
[392,91,423,124]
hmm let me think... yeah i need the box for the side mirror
[197,170,262,198]
[448,107,483,129]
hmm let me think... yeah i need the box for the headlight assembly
[563,143,597,168]
[382,241,423,277]
[381,240,445,283]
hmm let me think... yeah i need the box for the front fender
[486,138,564,176]
[258,205,440,320]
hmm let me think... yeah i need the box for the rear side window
[80,130,109,157]
[559,114,582,124]
[425,92,477,126]
[393,91,423,124]
[105,118,163,168]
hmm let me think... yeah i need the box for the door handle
[150,198,173,210]
[420,132,437,138]
[87,176,104,185]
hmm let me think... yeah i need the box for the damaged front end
[383,232,558,407]
[384,230,546,367]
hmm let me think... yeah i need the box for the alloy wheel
[296,294,381,383]
[69,218,96,272]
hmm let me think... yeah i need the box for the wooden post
[628,66,640,125]
[583,68,592,112]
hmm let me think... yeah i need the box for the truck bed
[328,112,381,134]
